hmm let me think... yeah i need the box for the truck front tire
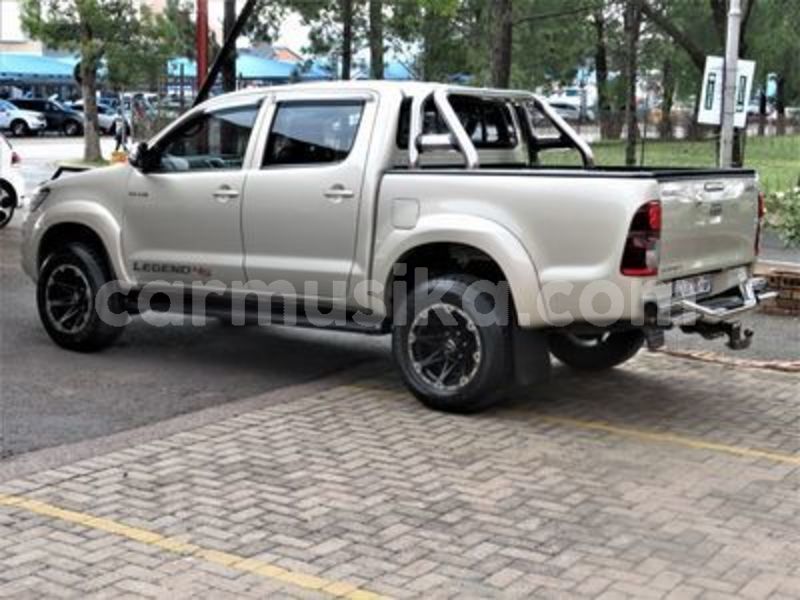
[549,330,644,371]
[392,274,511,414]
[37,243,127,352]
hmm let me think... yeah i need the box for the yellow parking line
[0,494,388,600]
[538,415,800,466]
[345,381,800,466]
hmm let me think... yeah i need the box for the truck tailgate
[658,175,758,280]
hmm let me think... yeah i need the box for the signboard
[698,56,755,128]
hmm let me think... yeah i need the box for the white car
[0,133,25,228]
[69,100,131,135]
[547,101,594,122]
[0,99,48,137]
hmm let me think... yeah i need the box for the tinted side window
[263,101,364,166]
[397,95,517,149]
[155,104,259,172]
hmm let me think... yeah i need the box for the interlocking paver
[0,353,798,598]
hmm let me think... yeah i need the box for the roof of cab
[199,80,531,109]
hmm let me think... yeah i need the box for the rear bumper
[669,276,776,325]
[650,270,777,350]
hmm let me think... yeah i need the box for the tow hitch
[657,275,777,352]
[680,321,754,350]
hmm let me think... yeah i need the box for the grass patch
[541,134,800,194]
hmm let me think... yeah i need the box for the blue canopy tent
[353,60,417,81]
[0,53,80,100]
[0,53,75,85]
[167,53,326,87]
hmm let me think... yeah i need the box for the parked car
[0,133,25,228]
[11,98,84,136]
[0,99,48,137]
[547,101,583,122]
[21,82,773,413]
[69,100,131,135]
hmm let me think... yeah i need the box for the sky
[275,12,310,53]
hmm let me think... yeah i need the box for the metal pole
[196,0,209,93]
[179,63,185,111]
[719,0,741,168]
[194,0,259,106]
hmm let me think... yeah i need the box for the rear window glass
[263,101,364,166]
[397,95,518,150]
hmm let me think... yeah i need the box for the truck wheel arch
[377,216,548,327]
[38,223,113,275]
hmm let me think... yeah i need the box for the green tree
[21,0,147,161]
[748,0,800,135]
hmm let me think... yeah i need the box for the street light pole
[719,0,741,168]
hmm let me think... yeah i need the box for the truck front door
[241,94,374,304]
[123,101,261,288]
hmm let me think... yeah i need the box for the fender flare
[32,201,132,285]
[373,213,550,327]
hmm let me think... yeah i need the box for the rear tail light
[11,151,21,166]
[755,191,765,255]
[621,200,661,277]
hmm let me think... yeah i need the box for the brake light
[755,191,765,255]
[621,200,661,277]
[11,151,20,166]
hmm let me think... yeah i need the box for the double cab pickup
[22,81,773,412]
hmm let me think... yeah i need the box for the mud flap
[512,326,551,386]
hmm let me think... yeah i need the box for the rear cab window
[395,95,525,168]
[262,101,365,167]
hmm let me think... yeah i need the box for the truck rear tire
[37,243,127,352]
[549,330,644,371]
[392,274,511,414]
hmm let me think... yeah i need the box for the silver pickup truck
[21,81,774,413]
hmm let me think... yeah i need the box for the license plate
[673,274,713,299]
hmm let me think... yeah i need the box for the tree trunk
[659,56,674,139]
[593,10,613,139]
[221,0,237,93]
[775,75,786,135]
[623,0,641,166]
[369,0,384,79]
[757,90,766,136]
[79,43,102,162]
[489,0,513,88]
[340,0,353,80]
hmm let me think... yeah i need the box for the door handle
[323,185,354,202]
[213,185,239,203]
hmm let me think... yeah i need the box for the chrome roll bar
[407,85,595,170]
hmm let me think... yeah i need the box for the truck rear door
[240,92,376,302]
[657,173,759,280]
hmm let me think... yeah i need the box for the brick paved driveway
[1,353,799,599]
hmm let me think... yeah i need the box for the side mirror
[129,142,158,172]
[416,133,458,153]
